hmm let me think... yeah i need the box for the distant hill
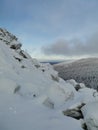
[41,61,62,65]
[41,60,73,65]
[54,58,98,89]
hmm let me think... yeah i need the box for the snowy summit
[0,28,98,130]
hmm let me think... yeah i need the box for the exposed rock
[10,43,22,50]
[0,28,18,42]
[75,84,81,91]
[42,69,45,72]
[33,94,36,97]
[19,50,27,58]
[82,123,88,130]
[75,83,85,91]
[13,56,22,62]
[14,85,21,94]
[21,65,26,68]
[66,79,86,91]
[63,109,83,120]
[93,91,98,97]
[63,103,85,120]
[35,64,40,68]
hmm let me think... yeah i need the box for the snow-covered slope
[0,28,98,130]
[54,58,98,89]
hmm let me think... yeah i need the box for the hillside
[0,28,98,130]
[54,58,98,89]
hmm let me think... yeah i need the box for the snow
[0,28,98,130]
[82,101,98,130]
[0,93,84,130]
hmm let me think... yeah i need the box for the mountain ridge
[54,57,98,89]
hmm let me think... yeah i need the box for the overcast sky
[0,0,98,60]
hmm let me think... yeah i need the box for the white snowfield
[0,28,98,130]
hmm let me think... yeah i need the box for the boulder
[82,102,98,130]
[63,103,85,120]
[10,43,22,50]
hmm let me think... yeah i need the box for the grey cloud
[42,32,98,57]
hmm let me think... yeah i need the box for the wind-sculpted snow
[54,58,98,89]
[0,28,98,130]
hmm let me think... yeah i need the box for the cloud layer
[1,0,98,60]
[42,32,98,57]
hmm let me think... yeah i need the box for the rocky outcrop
[10,43,22,50]
[0,28,18,43]
[63,103,85,120]
[66,79,86,91]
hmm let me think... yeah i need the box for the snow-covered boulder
[66,79,78,87]
[82,101,98,130]
[66,79,86,91]
[45,83,75,107]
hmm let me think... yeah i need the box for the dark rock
[75,84,81,91]
[42,69,45,72]
[33,94,36,97]
[14,56,22,62]
[35,64,40,68]
[63,108,83,120]
[10,43,22,50]
[21,65,26,68]
[14,85,21,94]
[63,103,85,120]
[82,123,88,130]
[19,50,27,59]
